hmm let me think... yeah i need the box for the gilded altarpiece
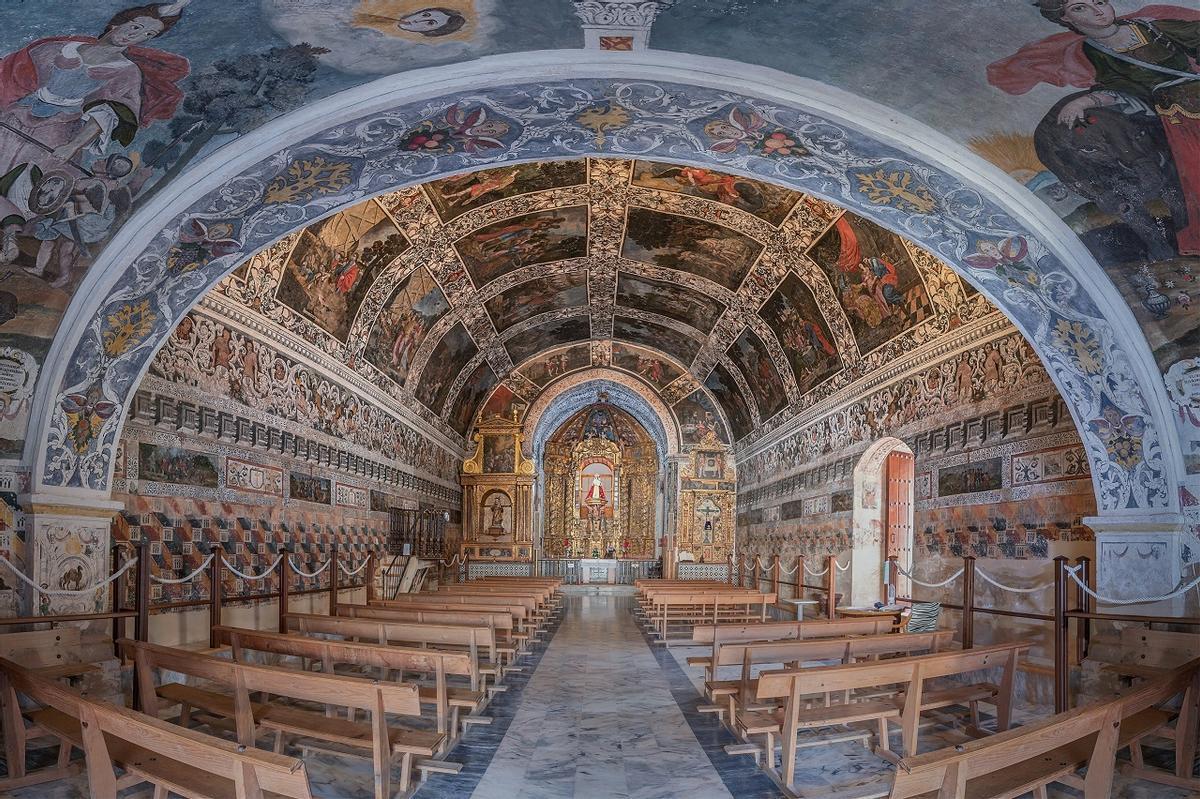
[541,405,658,559]
[460,415,535,562]
[677,433,736,563]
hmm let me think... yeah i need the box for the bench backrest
[757,640,1028,700]
[287,612,491,665]
[338,604,514,631]
[374,594,538,612]
[214,625,475,677]
[890,657,1200,798]
[692,617,893,645]
[0,657,312,799]
[715,630,953,669]
[121,639,421,717]
[650,592,776,606]
[1119,627,1200,670]
[0,629,82,669]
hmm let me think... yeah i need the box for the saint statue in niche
[484,493,508,538]
[585,474,606,505]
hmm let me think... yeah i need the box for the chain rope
[221,554,284,581]
[288,557,330,579]
[1065,564,1200,605]
[0,554,138,596]
[150,554,215,585]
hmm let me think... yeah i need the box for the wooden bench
[122,638,443,799]
[646,592,779,645]
[0,656,314,798]
[288,612,501,691]
[688,618,897,680]
[371,595,546,634]
[339,603,530,656]
[0,628,99,681]
[214,625,486,746]
[1106,627,1200,682]
[362,597,541,639]
[750,641,1029,789]
[705,630,954,724]
[890,656,1200,799]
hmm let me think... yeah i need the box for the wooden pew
[688,618,897,680]
[705,630,954,724]
[890,657,1200,799]
[213,625,485,746]
[287,612,502,691]
[0,628,99,681]
[635,586,768,622]
[371,594,548,638]
[646,592,779,645]
[751,641,1029,788]
[338,603,531,656]
[121,639,443,799]
[0,656,314,798]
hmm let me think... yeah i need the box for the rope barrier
[150,554,215,585]
[835,559,850,572]
[1065,564,1200,606]
[288,557,330,579]
[804,563,829,577]
[0,554,137,596]
[339,559,371,577]
[975,567,1054,594]
[221,554,284,582]
[898,564,964,588]
[779,562,798,575]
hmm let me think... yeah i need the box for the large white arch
[23,50,1183,519]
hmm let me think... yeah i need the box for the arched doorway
[850,437,914,606]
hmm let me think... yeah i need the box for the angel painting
[0,2,191,279]
[989,1,1200,261]
[399,104,511,154]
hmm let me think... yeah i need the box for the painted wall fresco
[449,360,497,436]
[704,363,754,441]
[612,315,702,367]
[289,471,332,505]
[454,206,588,287]
[414,322,477,412]
[425,160,587,221]
[517,343,592,387]
[809,213,935,356]
[137,443,218,488]
[726,327,788,421]
[504,316,590,366]
[630,161,800,226]
[937,458,1004,498]
[364,266,450,387]
[758,272,842,393]
[610,342,684,390]
[622,207,761,292]
[614,271,724,334]
[484,270,588,332]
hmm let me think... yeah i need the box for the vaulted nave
[1,1,1199,797]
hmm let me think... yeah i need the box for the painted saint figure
[990,1,1200,256]
[585,475,606,505]
[0,2,190,271]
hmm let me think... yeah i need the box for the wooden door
[883,450,914,600]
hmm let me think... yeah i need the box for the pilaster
[1085,513,1191,616]
[21,492,124,616]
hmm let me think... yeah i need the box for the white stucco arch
[20,50,1183,526]
[849,437,915,606]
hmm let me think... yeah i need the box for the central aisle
[421,591,781,799]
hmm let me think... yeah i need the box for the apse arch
[25,50,1181,517]
[526,373,679,467]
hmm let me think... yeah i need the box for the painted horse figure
[1034,92,1189,263]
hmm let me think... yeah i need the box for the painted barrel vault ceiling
[204,158,1002,448]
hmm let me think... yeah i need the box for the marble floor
[4,593,1199,798]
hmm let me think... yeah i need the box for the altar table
[579,558,618,584]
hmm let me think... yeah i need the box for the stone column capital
[1082,512,1187,536]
